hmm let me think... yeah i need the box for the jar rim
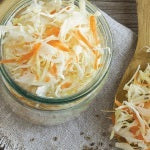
[0,0,113,104]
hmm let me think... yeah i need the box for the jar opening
[0,0,112,104]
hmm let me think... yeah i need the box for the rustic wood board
[94,0,138,33]
[0,0,138,32]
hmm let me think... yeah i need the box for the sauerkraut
[111,64,150,150]
[0,0,104,98]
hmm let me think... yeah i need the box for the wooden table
[0,0,138,33]
[94,0,138,33]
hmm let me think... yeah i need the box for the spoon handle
[115,0,150,103]
[136,0,150,56]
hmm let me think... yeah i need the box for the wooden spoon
[115,0,150,103]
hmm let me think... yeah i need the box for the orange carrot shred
[61,82,72,89]
[50,10,56,14]
[135,134,144,140]
[0,43,41,64]
[18,52,34,63]
[111,114,115,125]
[75,30,93,50]
[74,30,102,70]
[115,99,122,107]
[45,76,51,82]
[66,6,70,10]
[35,73,39,80]
[125,109,140,125]
[90,15,100,45]
[50,64,57,76]
[44,26,60,38]
[130,126,139,135]
[48,40,70,52]
[144,102,150,109]
[18,43,41,63]
[133,113,141,125]
[0,59,16,64]
[130,126,144,141]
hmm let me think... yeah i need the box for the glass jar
[0,0,113,125]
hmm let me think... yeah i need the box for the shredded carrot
[74,30,101,67]
[0,43,41,64]
[35,72,39,80]
[50,10,56,14]
[135,134,144,140]
[61,82,72,89]
[115,99,122,107]
[111,114,115,125]
[144,102,150,109]
[130,126,139,135]
[123,107,140,125]
[48,40,70,52]
[31,43,42,54]
[90,15,100,45]
[130,124,145,141]
[18,52,34,63]
[50,63,57,76]
[74,30,93,50]
[66,6,71,10]
[132,112,140,125]
[45,76,51,82]
[0,59,16,64]
[18,43,41,63]
[122,107,130,112]
[121,108,144,141]
[44,26,60,38]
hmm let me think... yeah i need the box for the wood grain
[94,0,138,33]
[0,0,138,32]
[116,0,150,102]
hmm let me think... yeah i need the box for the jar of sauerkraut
[0,0,112,125]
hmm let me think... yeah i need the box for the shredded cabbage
[0,0,104,98]
[111,64,150,150]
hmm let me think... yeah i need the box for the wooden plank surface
[0,0,138,33]
[94,0,138,33]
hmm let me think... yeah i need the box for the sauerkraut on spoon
[111,64,150,150]
[0,0,105,98]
